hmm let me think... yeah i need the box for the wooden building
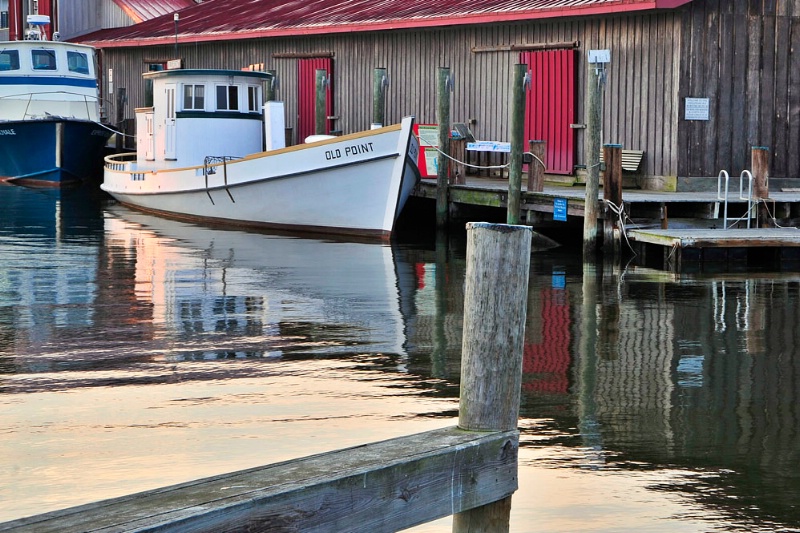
[77,0,800,191]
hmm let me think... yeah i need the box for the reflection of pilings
[431,230,448,378]
[577,262,603,453]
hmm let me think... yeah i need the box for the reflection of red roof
[80,0,693,48]
[112,0,196,24]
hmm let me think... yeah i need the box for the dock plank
[628,228,800,248]
[0,427,518,533]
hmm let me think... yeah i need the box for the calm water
[1,183,799,532]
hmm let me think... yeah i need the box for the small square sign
[553,198,568,222]
[685,97,710,121]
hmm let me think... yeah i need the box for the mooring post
[453,222,532,533]
[265,69,277,102]
[508,64,528,225]
[372,67,388,127]
[436,67,452,230]
[752,146,770,228]
[583,54,605,260]
[115,87,126,151]
[527,140,546,192]
[315,68,327,135]
[602,143,623,259]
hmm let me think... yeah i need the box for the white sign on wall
[588,49,611,64]
[685,97,710,121]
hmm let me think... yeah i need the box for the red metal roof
[112,0,197,24]
[80,0,693,48]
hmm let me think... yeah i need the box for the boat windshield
[0,50,20,71]
[31,49,57,70]
[67,51,90,75]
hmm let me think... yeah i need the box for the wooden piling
[752,146,770,228]
[436,67,451,230]
[265,69,277,102]
[454,222,531,533]
[459,222,531,432]
[527,140,546,192]
[583,58,604,260]
[372,67,387,127]
[603,143,623,258]
[115,87,126,151]
[315,68,327,135]
[507,64,527,225]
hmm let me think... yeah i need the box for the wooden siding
[60,2,131,40]
[99,12,683,180]
[679,0,800,179]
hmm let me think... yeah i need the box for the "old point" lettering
[325,142,375,161]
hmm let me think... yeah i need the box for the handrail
[739,170,754,229]
[716,170,730,229]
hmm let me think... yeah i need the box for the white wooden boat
[102,68,420,240]
[0,16,112,186]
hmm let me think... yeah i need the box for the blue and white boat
[0,15,112,187]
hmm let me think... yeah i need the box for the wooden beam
[472,41,580,53]
[1,427,518,533]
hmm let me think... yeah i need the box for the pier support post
[315,68,328,135]
[527,140,546,192]
[752,146,770,228]
[436,67,452,230]
[602,143,623,260]
[508,64,528,225]
[372,67,388,127]
[454,222,532,533]
[583,55,606,260]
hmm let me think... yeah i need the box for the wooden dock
[412,177,800,270]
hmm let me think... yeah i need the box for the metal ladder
[716,170,756,229]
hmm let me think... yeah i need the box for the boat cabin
[136,69,276,166]
[0,17,101,122]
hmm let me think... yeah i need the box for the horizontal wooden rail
[1,427,518,533]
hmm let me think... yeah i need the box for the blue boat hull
[0,119,112,187]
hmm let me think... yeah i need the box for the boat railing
[203,155,241,204]
[0,90,99,121]
[105,152,137,172]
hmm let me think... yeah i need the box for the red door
[297,58,333,142]
[520,50,577,175]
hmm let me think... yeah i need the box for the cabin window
[216,85,239,111]
[1,11,9,30]
[31,49,56,70]
[0,50,19,71]
[183,84,205,110]
[67,51,90,75]
[247,86,260,112]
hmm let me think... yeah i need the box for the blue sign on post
[553,198,568,222]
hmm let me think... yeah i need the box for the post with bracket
[315,68,328,135]
[508,64,530,225]
[372,67,388,128]
[583,49,610,261]
[436,67,452,230]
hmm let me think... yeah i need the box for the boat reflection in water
[101,206,413,364]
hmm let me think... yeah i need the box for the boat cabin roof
[0,41,97,77]
[143,69,273,82]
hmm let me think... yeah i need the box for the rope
[602,198,638,256]
[432,146,547,172]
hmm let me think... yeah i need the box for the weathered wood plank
[628,228,800,248]
[0,427,518,533]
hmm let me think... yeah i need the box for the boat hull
[0,119,112,187]
[102,118,420,239]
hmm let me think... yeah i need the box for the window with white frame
[247,86,260,112]
[216,85,239,111]
[183,84,205,110]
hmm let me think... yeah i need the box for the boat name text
[91,130,107,136]
[0,129,16,136]
[325,142,375,161]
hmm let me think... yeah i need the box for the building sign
[466,140,511,153]
[685,97,710,121]
[588,49,611,64]
[553,198,568,222]
[414,124,439,178]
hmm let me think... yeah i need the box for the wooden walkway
[412,177,800,271]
